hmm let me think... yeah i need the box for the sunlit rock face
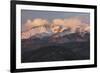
[51,24,61,34]
[21,28,41,39]
[21,31,31,39]
[81,24,90,32]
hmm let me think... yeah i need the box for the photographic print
[21,10,90,63]
[11,1,97,72]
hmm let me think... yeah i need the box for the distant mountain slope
[21,41,90,63]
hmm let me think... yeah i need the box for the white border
[16,4,94,69]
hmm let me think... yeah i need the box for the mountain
[21,18,90,63]
[21,32,90,63]
[21,31,90,50]
[21,29,90,63]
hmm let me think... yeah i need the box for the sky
[21,10,90,31]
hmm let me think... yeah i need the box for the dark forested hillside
[21,32,90,63]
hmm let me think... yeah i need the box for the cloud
[50,19,65,33]
[24,18,49,30]
[21,18,49,39]
[79,23,90,32]
[52,19,64,25]
[31,18,48,27]
[63,18,81,32]
[50,18,90,33]
[24,19,32,30]
[50,18,82,33]
[22,17,90,39]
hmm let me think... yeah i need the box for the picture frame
[11,0,97,72]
